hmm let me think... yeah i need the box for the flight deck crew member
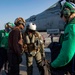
[23,22,45,75]
[50,2,75,75]
[8,17,26,75]
[0,22,14,73]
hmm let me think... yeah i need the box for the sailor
[0,22,14,73]
[8,17,25,75]
[50,1,75,75]
[23,22,45,75]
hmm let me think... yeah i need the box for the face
[28,29,35,38]
[19,24,25,30]
[5,25,11,32]
[5,27,11,32]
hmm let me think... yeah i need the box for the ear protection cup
[62,8,71,18]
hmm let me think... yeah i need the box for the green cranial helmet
[63,2,75,12]
[5,22,15,32]
[61,2,75,18]
[5,22,15,28]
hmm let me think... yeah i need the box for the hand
[23,44,28,52]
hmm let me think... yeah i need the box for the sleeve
[13,30,22,55]
[51,25,75,68]
[38,32,45,57]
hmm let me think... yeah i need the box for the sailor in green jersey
[50,2,75,75]
[0,22,14,49]
[0,22,14,72]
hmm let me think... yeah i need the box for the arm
[13,29,22,55]
[51,25,75,68]
[38,32,45,58]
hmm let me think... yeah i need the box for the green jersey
[0,30,9,49]
[51,17,75,68]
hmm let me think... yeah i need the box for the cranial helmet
[14,17,26,26]
[5,22,15,32]
[26,22,36,31]
[5,22,14,28]
[61,2,75,18]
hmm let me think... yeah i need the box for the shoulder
[0,29,4,32]
[13,28,19,31]
[0,30,5,34]
[13,28,20,33]
[35,31,41,37]
[10,28,20,36]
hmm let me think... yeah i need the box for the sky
[0,0,59,29]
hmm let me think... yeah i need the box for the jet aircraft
[25,0,75,48]
[25,0,66,33]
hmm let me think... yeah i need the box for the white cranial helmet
[28,22,36,31]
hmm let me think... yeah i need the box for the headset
[61,2,75,19]
[62,7,71,19]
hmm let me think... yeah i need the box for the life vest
[23,31,43,53]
